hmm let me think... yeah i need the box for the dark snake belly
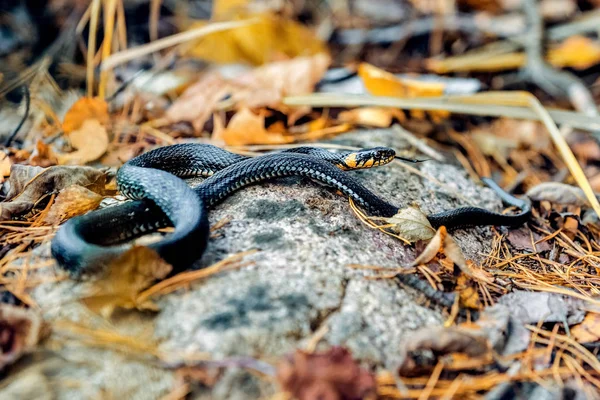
[51,144,531,276]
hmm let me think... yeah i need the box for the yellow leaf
[183,13,327,65]
[62,97,109,134]
[43,185,103,225]
[548,35,600,70]
[212,0,250,19]
[213,108,293,146]
[58,119,109,165]
[82,247,173,318]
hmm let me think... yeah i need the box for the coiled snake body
[51,144,531,275]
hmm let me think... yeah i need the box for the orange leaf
[358,63,449,119]
[571,313,600,343]
[62,97,109,134]
[213,108,293,146]
[0,153,11,184]
[358,63,446,98]
[43,185,103,225]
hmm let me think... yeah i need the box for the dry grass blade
[86,0,101,97]
[283,94,600,131]
[101,19,258,70]
[53,320,162,358]
[98,0,118,99]
[135,250,256,304]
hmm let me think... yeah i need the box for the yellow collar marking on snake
[343,153,358,169]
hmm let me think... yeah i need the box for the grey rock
[31,128,506,399]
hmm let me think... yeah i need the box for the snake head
[339,147,396,170]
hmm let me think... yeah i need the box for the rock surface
[22,128,505,399]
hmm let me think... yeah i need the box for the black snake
[51,144,531,275]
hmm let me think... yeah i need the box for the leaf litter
[3,0,600,398]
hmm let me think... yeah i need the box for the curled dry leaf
[526,182,591,207]
[82,246,173,318]
[57,119,109,165]
[0,305,44,371]
[397,325,490,377]
[43,184,103,225]
[386,206,435,242]
[276,347,376,400]
[212,108,293,146]
[409,226,467,272]
[0,165,108,220]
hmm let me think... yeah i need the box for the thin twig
[4,86,31,148]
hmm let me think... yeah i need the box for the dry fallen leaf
[398,325,490,377]
[0,165,108,220]
[231,53,330,108]
[82,246,173,318]
[43,185,103,225]
[212,108,293,146]
[276,347,376,400]
[358,63,449,120]
[456,274,482,310]
[547,35,600,70]
[183,13,327,65]
[507,226,552,252]
[165,73,232,132]
[571,313,600,344]
[0,152,11,184]
[526,182,591,207]
[409,226,479,279]
[386,206,435,242]
[166,54,330,131]
[62,97,109,134]
[28,140,58,167]
[57,119,110,165]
